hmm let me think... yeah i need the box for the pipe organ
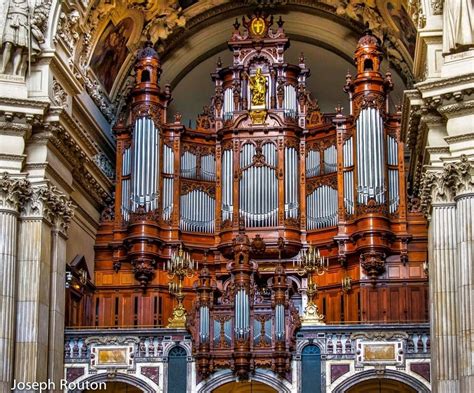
[89,14,428,382]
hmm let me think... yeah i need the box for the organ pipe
[121,147,131,220]
[283,84,297,118]
[234,289,250,340]
[221,149,233,222]
[180,190,215,233]
[387,135,399,214]
[199,306,210,343]
[323,145,337,174]
[224,88,234,120]
[162,144,174,221]
[285,147,298,219]
[306,150,320,177]
[131,117,159,212]
[239,143,278,227]
[343,137,354,215]
[356,107,385,205]
[306,185,338,230]
[275,304,285,341]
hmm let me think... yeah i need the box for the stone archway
[71,373,155,393]
[197,369,292,393]
[212,381,277,393]
[333,369,430,393]
[83,381,142,393]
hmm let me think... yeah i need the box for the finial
[174,112,182,124]
[216,57,222,68]
[277,16,284,28]
[335,103,343,115]
[233,18,240,30]
[299,52,305,64]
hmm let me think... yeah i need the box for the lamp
[295,246,328,325]
[165,244,197,328]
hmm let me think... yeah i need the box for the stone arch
[196,369,293,393]
[332,369,430,393]
[71,372,155,393]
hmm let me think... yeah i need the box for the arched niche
[212,381,278,393]
[301,344,322,393]
[333,369,431,393]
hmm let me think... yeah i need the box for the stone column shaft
[456,194,474,392]
[0,209,18,393]
[14,216,52,388]
[430,202,459,393]
[48,226,67,387]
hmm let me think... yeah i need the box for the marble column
[0,175,30,393]
[429,200,459,393]
[13,184,73,392]
[455,187,474,391]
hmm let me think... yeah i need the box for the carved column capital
[0,172,31,211]
[420,155,474,215]
[21,184,75,233]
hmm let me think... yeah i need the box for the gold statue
[245,68,267,124]
[248,68,267,107]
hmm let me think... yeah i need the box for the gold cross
[251,18,265,35]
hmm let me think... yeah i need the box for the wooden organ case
[89,14,428,381]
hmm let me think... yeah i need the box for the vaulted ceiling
[70,0,416,125]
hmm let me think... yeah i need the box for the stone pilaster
[0,174,30,393]
[13,184,73,392]
[48,196,74,388]
[452,156,474,392]
[421,170,459,393]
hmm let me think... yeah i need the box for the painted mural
[90,18,133,93]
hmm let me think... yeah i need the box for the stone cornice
[0,97,49,117]
[438,99,474,116]
[445,132,474,144]
[415,73,474,92]
[420,155,474,216]
[0,121,31,136]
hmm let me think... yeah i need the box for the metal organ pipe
[356,107,385,205]
[343,137,354,215]
[181,151,197,179]
[234,289,249,340]
[199,306,210,343]
[285,147,298,219]
[323,145,337,174]
[121,147,131,221]
[239,143,278,227]
[131,117,159,212]
[221,149,233,222]
[180,190,215,233]
[201,154,216,181]
[387,135,399,214]
[306,185,338,230]
[306,150,320,177]
[284,85,297,118]
[224,88,233,120]
[275,304,285,341]
[162,144,174,221]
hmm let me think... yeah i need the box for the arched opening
[212,381,277,393]
[363,58,374,71]
[141,69,151,82]
[83,382,142,392]
[301,344,322,393]
[168,346,188,393]
[346,378,417,393]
